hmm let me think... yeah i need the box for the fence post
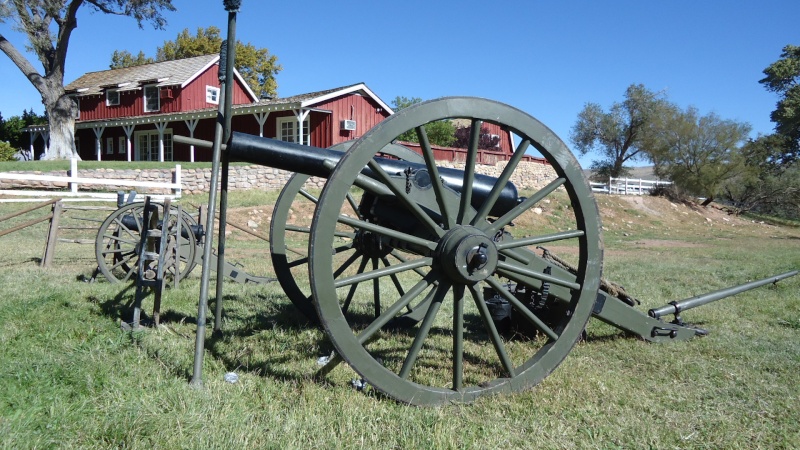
[69,157,79,194]
[174,164,182,198]
[41,200,63,267]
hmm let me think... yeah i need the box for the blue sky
[1,0,798,167]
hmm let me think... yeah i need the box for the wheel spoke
[416,125,454,229]
[366,159,445,238]
[372,258,381,317]
[298,188,318,203]
[341,256,369,314]
[467,284,516,377]
[398,281,450,380]
[103,234,139,246]
[336,215,437,251]
[496,260,581,290]
[381,256,407,297]
[483,178,566,234]
[356,273,437,344]
[496,229,585,250]
[457,119,482,224]
[334,257,433,288]
[333,250,362,279]
[485,277,560,341]
[471,139,531,225]
[345,192,363,220]
[452,285,465,391]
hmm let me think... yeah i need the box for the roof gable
[258,83,394,113]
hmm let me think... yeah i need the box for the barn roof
[64,54,257,101]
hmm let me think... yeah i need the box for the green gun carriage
[96,96,797,406]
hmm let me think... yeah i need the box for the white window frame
[106,89,120,106]
[276,116,310,144]
[105,137,114,155]
[118,136,126,154]
[143,85,160,113]
[206,85,220,104]
[134,128,173,161]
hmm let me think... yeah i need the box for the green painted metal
[308,97,604,406]
[269,141,432,324]
[94,201,197,284]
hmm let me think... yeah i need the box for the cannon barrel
[223,132,521,216]
[648,270,798,319]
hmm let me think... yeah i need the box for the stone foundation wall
[1,159,557,195]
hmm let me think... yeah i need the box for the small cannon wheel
[95,201,198,283]
[270,141,427,323]
[309,97,603,405]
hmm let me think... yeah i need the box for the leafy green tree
[570,84,670,179]
[0,0,176,159]
[650,106,751,206]
[0,109,47,150]
[109,50,154,68]
[723,134,800,219]
[391,96,455,147]
[759,44,800,163]
[112,26,281,98]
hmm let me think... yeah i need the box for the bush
[0,141,17,162]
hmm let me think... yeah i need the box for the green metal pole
[190,0,242,387]
[214,0,239,333]
[648,270,798,319]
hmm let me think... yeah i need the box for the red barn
[25,54,526,163]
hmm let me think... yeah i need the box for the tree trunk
[700,195,714,207]
[41,78,80,161]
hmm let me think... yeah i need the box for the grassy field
[0,190,798,448]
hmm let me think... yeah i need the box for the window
[134,129,173,161]
[106,137,113,155]
[276,116,310,144]
[106,89,120,106]
[144,85,160,112]
[118,136,126,155]
[206,86,220,104]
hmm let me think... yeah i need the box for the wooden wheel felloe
[309,97,603,405]
[95,202,198,283]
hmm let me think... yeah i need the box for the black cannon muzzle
[226,132,521,217]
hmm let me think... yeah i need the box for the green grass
[0,192,799,448]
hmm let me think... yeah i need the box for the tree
[0,0,176,159]
[570,84,670,179]
[759,44,800,164]
[0,109,47,150]
[650,106,751,206]
[723,134,800,218]
[391,96,455,147]
[109,49,154,68]
[112,26,281,99]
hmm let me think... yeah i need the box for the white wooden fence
[590,177,672,195]
[0,157,181,202]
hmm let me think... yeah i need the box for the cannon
[163,97,796,405]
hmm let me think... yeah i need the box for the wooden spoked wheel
[309,97,603,405]
[95,202,197,283]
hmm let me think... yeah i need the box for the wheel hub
[435,226,498,284]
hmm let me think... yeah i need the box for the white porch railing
[0,157,181,202]
[590,177,671,195]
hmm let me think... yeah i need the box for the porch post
[254,112,269,137]
[293,109,310,145]
[43,131,50,158]
[184,119,199,162]
[154,121,168,162]
[92,126,104,161]
[122,125,135,162]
